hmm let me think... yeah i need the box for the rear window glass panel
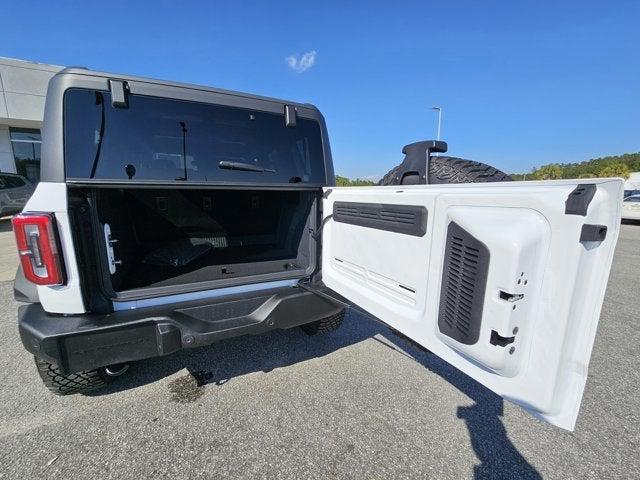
[0,175,25,189]
[64,89,325,184]
[9,176,26,187]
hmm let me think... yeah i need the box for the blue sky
[2,1,639,179]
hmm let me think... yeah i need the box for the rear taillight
[12,213,66,286]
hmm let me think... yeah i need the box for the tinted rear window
[0,175,26,189]
[64,89,325,184]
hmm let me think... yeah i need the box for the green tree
[597,162,631,179]
[335,175,376,186]
[335,175,351,186]
[533,164,563,180]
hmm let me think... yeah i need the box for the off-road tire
[379,156,511,185]
[34,357,123,395]
[301,309,345,335]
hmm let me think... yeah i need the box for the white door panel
[322,179,622,430]
[435,205,549,378]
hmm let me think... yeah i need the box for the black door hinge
[109,79,129,108]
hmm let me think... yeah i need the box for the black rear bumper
[19,285,343,374]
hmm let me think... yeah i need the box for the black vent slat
[333,202,428,237]
[437,222,490,345]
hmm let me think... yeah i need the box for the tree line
[335,175,377,186]
[510,152,640,180]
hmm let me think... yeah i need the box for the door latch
[103,223,122,274]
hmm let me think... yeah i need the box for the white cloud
[285,55,298,70]
[285,50,317,73]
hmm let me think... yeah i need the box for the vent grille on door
[437,222,490,345]
[333,202,428,236]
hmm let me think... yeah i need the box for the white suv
[13,67,623,432]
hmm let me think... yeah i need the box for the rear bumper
[19,285,343,374]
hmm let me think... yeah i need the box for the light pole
[431,106,442,141]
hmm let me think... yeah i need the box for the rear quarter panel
[22,182,85,313]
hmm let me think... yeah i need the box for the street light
[431,106,442,141]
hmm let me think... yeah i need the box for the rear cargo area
[74,188,317,295]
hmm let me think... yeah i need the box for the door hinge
[284,105,297,127]
[109,79,129,108]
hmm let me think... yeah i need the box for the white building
[0,57,63,183]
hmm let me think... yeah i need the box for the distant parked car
[622,195,640,221]
[0,173,34,217]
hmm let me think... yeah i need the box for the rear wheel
[379,155,511,185]
[34,357,129,395]
[301,309,345,335]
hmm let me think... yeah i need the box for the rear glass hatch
[64,88,326,185]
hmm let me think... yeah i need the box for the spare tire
[379,141,511,185]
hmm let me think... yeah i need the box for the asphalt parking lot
[0,222,638,479]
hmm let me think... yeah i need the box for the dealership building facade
[0,57,62,184]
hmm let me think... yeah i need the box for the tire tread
[34,357,109,395]
[379,156,511,185]
[301,310,345,335]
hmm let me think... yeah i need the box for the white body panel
[22,182,85,314]
[621,195,640,220]
[322,179,622,430]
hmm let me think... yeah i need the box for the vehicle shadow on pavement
[86,311,384,399]
[375,333,542,480]
[87,311,541,479]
